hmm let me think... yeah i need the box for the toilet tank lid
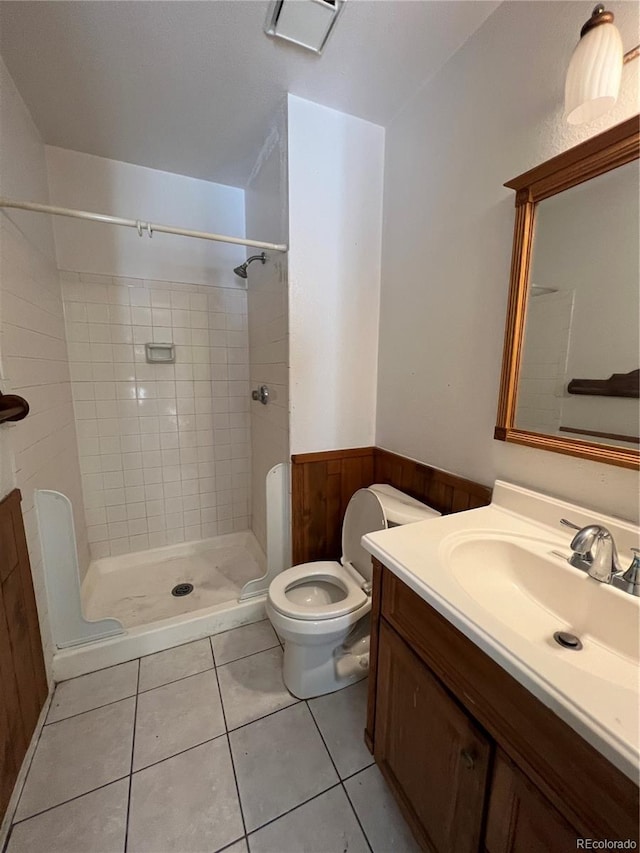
[368,483,441,525]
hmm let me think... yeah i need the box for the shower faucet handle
[252,385,269,405]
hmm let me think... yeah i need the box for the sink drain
[171,583,194,597]
[553,631,583,650]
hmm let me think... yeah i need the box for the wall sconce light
[565,4,639,125]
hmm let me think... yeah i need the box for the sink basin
[362,480,640,780]
[442,534,639,687]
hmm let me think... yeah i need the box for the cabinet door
[375,620,491,853]
[485,751,579,852]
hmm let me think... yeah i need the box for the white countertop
[362,481,640,783]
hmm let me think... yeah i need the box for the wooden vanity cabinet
[366,560,640,852]
[485,751,578,852]
[375,620,491,852]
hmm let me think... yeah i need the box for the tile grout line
[213,641,282,671]
[6,633,280,844]
[244,781,344,843]
[43,690,139,727]
[123,658,141,853]
[305,699,374,853]
[7,647,376,850]
[211,635,249,845]
[8,774,132,829]
[3,692,54,852]
[138,662,215,695]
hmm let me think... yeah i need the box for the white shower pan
[51,530,267,682]
[37,463,289,682]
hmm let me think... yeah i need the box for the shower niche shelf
[145,342,176,364]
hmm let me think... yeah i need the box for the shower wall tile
[62,273,251,559]
[0,220,89,680]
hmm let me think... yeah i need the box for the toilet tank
[341,484,440,582]
[368,483,441,526]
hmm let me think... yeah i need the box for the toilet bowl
[267,483,440,699]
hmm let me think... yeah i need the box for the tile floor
[4,620,420,853]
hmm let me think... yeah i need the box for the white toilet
[266,483,440,699]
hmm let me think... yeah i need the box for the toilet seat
[268,560,368,621]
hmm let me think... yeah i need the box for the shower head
[233,252,267,279]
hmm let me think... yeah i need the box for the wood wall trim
[504,115,640,194]
[0,489,47,822]
[291,447,375,464]
[291,446,492,565]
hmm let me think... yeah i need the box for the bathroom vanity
[362,482,640,852]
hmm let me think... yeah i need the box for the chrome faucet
[560,519,640,596]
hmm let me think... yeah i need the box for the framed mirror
[495,115,640,470]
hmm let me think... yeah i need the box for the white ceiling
[0,1,500,188]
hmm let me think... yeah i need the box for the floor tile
[133,669,225,770]
[16,698,135,821]
[248,786,369,853]
[212,620,279,666]
[47,661,138,723]
[217,646,297,729]
[221,841,248,853]
[7,778,129,853]
[344,764,421,853]
[230,703,338,832]
[138,638,213,692]
[308,679,373,779]
[128,739,244,853]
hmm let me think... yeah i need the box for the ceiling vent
[265,0,345,55]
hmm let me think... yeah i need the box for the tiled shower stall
[61,272,251,560]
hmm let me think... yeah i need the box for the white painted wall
[288,95,384,455]
[45,147,246,288]
[245,106,290,552]
[0,57,89,679]
[376,0,640,523]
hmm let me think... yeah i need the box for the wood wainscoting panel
[291,447,492,565]
[373,448,492,515]
[291,448,375,564]
[0,489,47,822]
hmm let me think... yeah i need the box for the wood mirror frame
[495,115,640,470]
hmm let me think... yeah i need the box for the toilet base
[282,638,368,699]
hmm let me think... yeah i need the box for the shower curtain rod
[0,197,288,253]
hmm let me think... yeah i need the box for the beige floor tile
[133,669,225,770]
[47,661,138,723]
[344,764,421,852]
[230,703,338,832]
[128,739,244,852]
[16,699,135,821]
[7,779,129,853]
[308,679,373,779]
[217,646,297,730]
[138,638,213,692]
[248,786,368,853]
[212,620,279,666]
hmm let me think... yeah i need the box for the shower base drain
[171,583,194,597]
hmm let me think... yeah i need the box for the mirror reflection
[515,159,640,448]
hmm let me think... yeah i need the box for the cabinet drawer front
[379,565,639,843]
[375,620,491,853]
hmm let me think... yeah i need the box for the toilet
[266,483,441,699]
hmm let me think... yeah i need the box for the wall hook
[136,220,143,237]
[147,222,153,238]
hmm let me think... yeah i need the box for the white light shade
[565,22,623,125]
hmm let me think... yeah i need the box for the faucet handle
[560,518,582,531]
[616,548,640,596]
